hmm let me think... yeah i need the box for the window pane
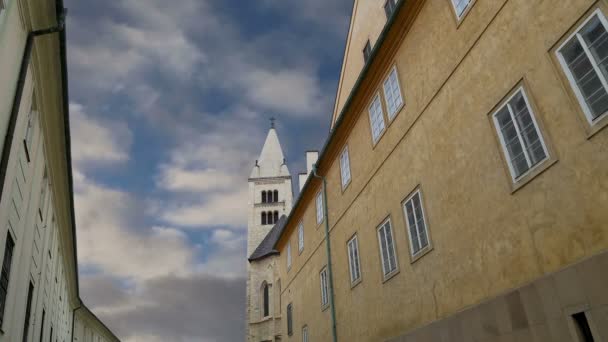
[405,202,420,253]
[316,192,323,224]
[369,95,386,142]
[384,222,396,273]
[341,148,351,187]
[452,0,471,17]
[496,107,529,177]
[378,227,390,275]
[412,194,428,249]
[509,93,547,167]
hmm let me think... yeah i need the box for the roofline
[79,302,122,341]
[273,0,408,249]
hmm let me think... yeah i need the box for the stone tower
[246,122,293,342]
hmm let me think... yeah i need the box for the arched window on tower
[261,212,267,225]
[274,211,279,223]
[261,191,267,203]
[267,190,274,203]
[273,190,279,202]
[262,282,270,318]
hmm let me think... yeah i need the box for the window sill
[350,278,362,290]
[585,112,608,139]
[410,245,433,264]
[386,102,405,126]
[510,158,558,194]
[341,179,352,194]
[371,128,387,150]
[382,269,400,284]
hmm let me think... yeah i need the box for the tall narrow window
[558,11,608,124]
[450,0,472,19]
[24,110,36,161]
[377,218,398,278]
[363,40,372,63]
[39,168,48,220]
[39,309,45,342]
[347,235,361,284]
[273,211,279,223]
[273,190,279,202]
[287,243,292,270]
[340,146,351,189]
[383,67,404,120]
[262,282,270,318]
[0,0,5,14]
[0,233,15,326]
[261,212,267,225]
[572,311,595,342]
[403,190,430,256]
[315,191,324,224]
[368,94,386,143]
[320,267,329,307]
[384,0,398,19]
[297,222,304,253]
[49,326,53,342]
[492,87,548,180]
[287,303,293,336]
[262,191,267,203]
[302,325,309,342]
[22,281,34,342]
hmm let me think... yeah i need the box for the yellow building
[0,0,119,341]
[256,0,608,341]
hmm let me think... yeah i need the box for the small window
[273,190,279,202]
[287,303,293,336]
[287,242,292,270]
[261,212,267,225]
[274,211,279,223]
[347,235,361,284]
[363,40,372,63]
[0,233,16,326]
[302,325,309,342]
[572,311,595,342]
[339,146,351,189]
[384,0,398,19]
[262,282,270,318]
[262,191,267,203]
[492,87,548,181]
[383,67,404,120]
[368,94,386,144]
[451,0,472,19]
[39,168,48,220]
[403,190,430,256]
[23,281,35,342]
[557,10,608,124]
[315,191,324,224]
[297,222,304,253]
[24,110,37,162]
[320,267,329,307]
[377,218,398,278]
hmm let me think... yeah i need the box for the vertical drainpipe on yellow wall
[312,165,338,342]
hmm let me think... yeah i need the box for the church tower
[246,121,293,342]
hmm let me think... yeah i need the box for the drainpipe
[0,9,66,204]
[311,165,338,342]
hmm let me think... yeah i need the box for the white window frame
[492,86,549,181]
[557,9,608,125]
[339,145,351,189]
[377,218,398,278]
[363,40,372,63]
[287,242,292,271]
[383,66,404,120]
[320,267,329,307]
[384,0,398,19]
[347,235,361,284]
[450,0,472,19]
[297,221,304,253]
[302,325,309,342]
[403,189,430,257]
[315,191,324,225]
[368,93,386,144]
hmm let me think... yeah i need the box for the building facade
[0,1,119,341]
[248,0,608,341]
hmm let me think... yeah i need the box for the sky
[63,0,352,341]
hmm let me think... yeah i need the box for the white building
[0,1,119,341]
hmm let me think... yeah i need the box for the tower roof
[250,126,290,179]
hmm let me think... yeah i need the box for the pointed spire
[250,122,290,179]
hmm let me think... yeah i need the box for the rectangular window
[572,311,596,342]
[363,40,372,63]
[23,281,34,342]
[39,168,48,220]
[287,303,293,336]
[315,191,324,224]
[347,235,361,284]
[384,0,398,19]
[320,267,329,307]
[451,0,472,19]
[287,242,292,270]
[0,233,15,326]
[39,309,45,342]
[339,146,351,189]
[302,325,309,342]
[403,190,430,256]
[297,222,304,253]
[368,94,386,143]
[383,67,404,120]
[492,87,548,180]
[377,218,398,278]
[558,10,608,124]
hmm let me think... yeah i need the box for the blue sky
[63,0,352,340]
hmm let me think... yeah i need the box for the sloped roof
[248,215,287,262]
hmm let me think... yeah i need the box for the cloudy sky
[63,0,352,340]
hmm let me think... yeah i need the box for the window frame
[402,188,433,262]
[448,0,476,23]
[261,282,270,318]
[302,325,309,342]
[286,241,292,271]
[297,221,304,254]
[315,190,324,225]
[363,40,372,64]
[368,92,387,145]
[319,266,329,309]
[347,234,362,286]
[287,303,293,336]
[384,0,398,19]
[491,85,551,184]
[376,217,399,281]
[556,8,608,133]
[383,65,405,121]
[339,145,351,190]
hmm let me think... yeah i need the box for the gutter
[312,165,338,342]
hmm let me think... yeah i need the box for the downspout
[0,9,66,204]
[311,165,338,342]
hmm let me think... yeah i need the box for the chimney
[299,151,319,191]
